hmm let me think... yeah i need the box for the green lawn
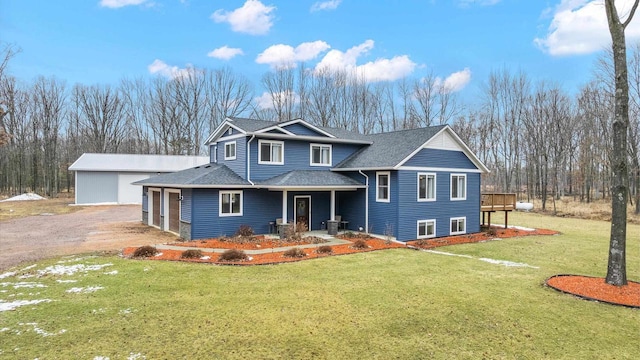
[1,213,638,359]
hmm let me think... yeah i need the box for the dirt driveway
[0,205,179,271]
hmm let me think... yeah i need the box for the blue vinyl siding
[367,171,399,238]
[191,188,281,239]
[404,148,478,169]
[281,122,328,137]
[218,137,246,177]
[250,139,363,181]
[181,188,192,223]
[286,191,331,230]
[337,189,366,231]
[396,171,480,241]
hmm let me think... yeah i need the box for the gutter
[247,135,256,186]
[359,170,369,234]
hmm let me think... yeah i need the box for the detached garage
[68,153,208,205]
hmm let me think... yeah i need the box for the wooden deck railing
[481,193,516,212]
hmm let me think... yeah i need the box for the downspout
[247,135,255,186]
[358,170,369,233]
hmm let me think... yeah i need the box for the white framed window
[258,140,284,165]
[417,219,436,239]
[310,144,332,166]
[376,171,390,202]
[450,217,466,235]
[224,141,236,160]
[450,174,466,200]
[220,190,242,216]
[418,173,436,201]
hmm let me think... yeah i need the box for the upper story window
[418,173,436,201]
[451,174,466,200]
[310,144,332,166]
[259,140,284,165]
[376,171,390,202]
[220,190,242,216]
[224,141,236,160]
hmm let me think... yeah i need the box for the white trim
[224,141,237,160]
[212,145,217,163]
[266,186,361,191]
[254,125,295,136]
[376,171,390,203]
[148,187,161,228]
[450,173,467,201]
[332,167,394,172]
[163,188,181,234]
[417,172,436,202]
[450,217,466,235]
[397,166,484,173]
[254,133,371,145]
[309,143,332,167]
[417,219,436,239]
[294,195,312,230]
[358,170,369,234]
[258,139,284,165]
[282,190,288,224]
[219,190,243,217]
[278,118,336,138]
[212,133,246,142]
[204,119,247,144]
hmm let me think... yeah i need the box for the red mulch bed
[170,235,326,250]
[406,226,559,249]
[122,237,404,265]
[546,275,640,308]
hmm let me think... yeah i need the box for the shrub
[283,247,306,258]
[486,227,497,236]
[414,239,429,247]
[343,231,355,238]
[218,249,248,262]
[316,245,333,254]
[132,245,158,258]
[181,249,203,259]
[303,236,328,244]
[235,225,254,237]
[351,239,369,250]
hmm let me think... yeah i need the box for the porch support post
[330,190,336,221]
[282,190,288,224]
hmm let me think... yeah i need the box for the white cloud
[311,0,342,12]
[435,68,472,93]
[207,46,244,60]
[314,40,416,82]
[99,0,149,8]
[256,41,330,68]
[535,0,640,56]
[254,91,300,109]
[147,59,194,79]
[211,0,276,35]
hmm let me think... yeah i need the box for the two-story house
[134,117,489,242]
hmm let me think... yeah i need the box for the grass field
[1,212,638,359]
[0,197,79,221]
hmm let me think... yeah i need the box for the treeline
[0,43,638,214]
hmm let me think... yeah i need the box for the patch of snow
[0,193,46,202]
[92,308,106,314]
[0,299,52,312]
[66,286,104,294]
[119,308,133,315]
[489,224,536,232]
[128,353,146,360]
[424,250,473,259]
[103,270,118,275]
[200,256,211,260]
[154,252,163,257]
[248,256,253,261]
[0,282,47,289]
[1,327,10,332]
[21,265,37,271]
[143,268,150,272]
[38,263,112,276]
[0,271,17,280]
[56,279,77,283]
[478,258,539,268]
[18,323,66,337]
[94,357,110,360]
[57,256,97,264]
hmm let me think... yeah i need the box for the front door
[295,196,310,231]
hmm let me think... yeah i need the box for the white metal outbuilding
[68,153,209,205]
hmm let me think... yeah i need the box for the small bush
[181,249,203,259]
[486,227,497,236]
[316,245,333,254]
[351,239,369,249]
[235,225,254,237]
[218,249,248,262]
[414,239,429,247]
[283,247,306,258]
[132,245,158,258]
[343,231,355,238]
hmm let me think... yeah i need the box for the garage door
[168,192,180,233]
[152,191,161,227]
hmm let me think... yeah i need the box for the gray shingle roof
[227,117,278,132]
[334,125,447,169]
[257,170,364,188]
[133,164,250,187]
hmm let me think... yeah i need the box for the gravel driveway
[0,205,178,271]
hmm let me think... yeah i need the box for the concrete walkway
[155,231,353,255]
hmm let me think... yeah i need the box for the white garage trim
[148,187,161,228]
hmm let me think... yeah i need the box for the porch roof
[133,164,251,188]
[256,170,365,189]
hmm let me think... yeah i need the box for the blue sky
[3,0,640,104]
